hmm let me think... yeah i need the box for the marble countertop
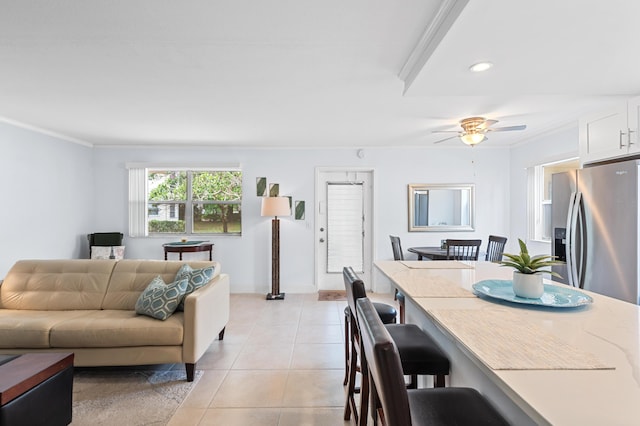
[375,260,640,425]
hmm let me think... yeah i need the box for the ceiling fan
[433,117,527,146]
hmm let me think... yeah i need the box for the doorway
[315,168,374,290]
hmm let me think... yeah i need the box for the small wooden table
[163,241,213,260]
[408,246,449,260]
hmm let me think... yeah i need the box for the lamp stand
[267,217,285,300]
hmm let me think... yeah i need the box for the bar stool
[343,268,398,387]
[357,297,509,426]
[389,235,406,324]
[343,267,449,425]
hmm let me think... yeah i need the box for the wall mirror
[408,183,475,232]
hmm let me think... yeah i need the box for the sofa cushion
[102,260,220,310]
[174,264,216,311]
[0,310,95,348]
[135,276,188,320]
[0,260,116,310]
[50,310,185,347]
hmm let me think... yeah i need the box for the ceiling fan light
[469,62,493,72]
[460,133,485,146]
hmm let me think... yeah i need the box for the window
[128,165,242,236]
[528,158,578,242]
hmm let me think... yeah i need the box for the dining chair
[445,239,482,261]
[356,297,508,426]
[485,235,508,262]
[388,235,406,323]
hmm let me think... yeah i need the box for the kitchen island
[375,260,640,426]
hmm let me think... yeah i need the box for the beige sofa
[0,259,229,381]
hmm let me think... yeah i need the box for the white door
[316,169,374,290]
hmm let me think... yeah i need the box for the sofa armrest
[182,273,230,364]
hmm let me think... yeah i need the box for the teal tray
[472,279,593,308]
[164,240,208,246]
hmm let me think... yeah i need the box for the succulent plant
[499,239,563,277]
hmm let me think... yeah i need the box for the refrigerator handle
[576,194,587,289]
[565,192,577,287]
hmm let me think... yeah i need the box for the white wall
[508,125,579,256]
[0,123,93,276]
[92,145,511,293]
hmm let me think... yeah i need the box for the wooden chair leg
[399,300,405,324]
[344,335,360,422]
[435,374,446,388]
[358,359,370,426]
[218,327,226,340]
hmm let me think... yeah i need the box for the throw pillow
[174,264,216,311]
[135,276,188,320]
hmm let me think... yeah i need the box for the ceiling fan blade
[433,135,459,144]
[487,124,527,132]
[432,130,462,133]
[477,119,498,130]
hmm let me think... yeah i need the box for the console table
[163,241,213,260]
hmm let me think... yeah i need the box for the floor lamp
[261,196,291,300]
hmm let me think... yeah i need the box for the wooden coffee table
[0,353,74,425]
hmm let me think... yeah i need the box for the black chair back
[445,239,482,261]
[389,235,404,261]
[343,266,367,322]
[357,297,412,426]
[485,235,508,262]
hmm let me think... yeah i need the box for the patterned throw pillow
[174,264,216,311]
[135,276,188,320]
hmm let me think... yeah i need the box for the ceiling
[0,0,639,148]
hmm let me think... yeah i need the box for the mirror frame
[407,183,475,232]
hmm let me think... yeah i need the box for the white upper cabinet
[579,97,640,166]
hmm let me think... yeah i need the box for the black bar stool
[342,268,397,385]
[343,267,449,426]
[357,297,509,426]
[389,235,406,323]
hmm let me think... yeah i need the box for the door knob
[320,227,325,232]
[319,238,325,243]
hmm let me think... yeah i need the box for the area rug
[72,368,202,426]
[318,290,347,301]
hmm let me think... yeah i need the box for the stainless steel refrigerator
[551,159,640,305]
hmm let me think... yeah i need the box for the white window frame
[527,158,579,243]
[127,163,241,237]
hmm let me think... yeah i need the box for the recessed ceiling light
[469,62,493,72]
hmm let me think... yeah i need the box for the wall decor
[408,183,475,232]
[269,183,279,197]
[256,177,267,196]
[295,201,305,220]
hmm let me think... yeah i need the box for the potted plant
[499,239,563,298]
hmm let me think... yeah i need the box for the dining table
[374,259,640,425]
[407,246,450,260]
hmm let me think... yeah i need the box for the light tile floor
[168,292,395,426]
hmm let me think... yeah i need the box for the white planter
[512,272,544,299]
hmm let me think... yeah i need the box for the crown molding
[0,116,93,147]
[398,0,469,94]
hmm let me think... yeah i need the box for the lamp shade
[261,196,291,217]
